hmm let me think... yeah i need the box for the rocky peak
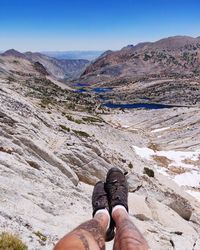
[98,50,113,58]
[2,49,26,58]
[121,44,134,50]
[151,35,199,50]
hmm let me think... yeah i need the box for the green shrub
[72,130,90,137]
[59,125,70,132]
[143,53,151,61]
[13,60,19,64]
[7,76,15,83]
[34,231,47,242]
[40,98,52,108]
[0,232,27,250]
[128,162,133,169]
[82,116,103,123]
[66,115,82,124]
[143,167,154,178]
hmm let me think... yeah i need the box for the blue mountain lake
[74,85,175,110]
[103,103,175,109]
[92,88,113,93]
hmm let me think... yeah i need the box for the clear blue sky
[0,0,200,51]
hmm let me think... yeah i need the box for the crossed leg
[54,167,148,250]
[112,206,148,250]
[53,212,109,250]
[54,207,148,250]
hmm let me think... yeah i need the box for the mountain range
[81,36,200,83]
[2,35,200,83]
[1,49,89,80]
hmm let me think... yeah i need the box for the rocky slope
[0,56,200,250]
[81,36,200,83]
[1,49,89,80]
[92,77,200,107]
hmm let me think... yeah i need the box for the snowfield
[132,145,200,202]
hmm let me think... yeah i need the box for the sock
[94,209,110,230]
[112,205,128,217]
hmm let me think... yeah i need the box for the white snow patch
[132,146,154,160]
[151,127,170,133]
[132,145,200,199]
[156,167,169,176]
[122,125,130,128]
[155,150,199,169]
[174,172,200,187]
[132,145,200,169]
[187,190,200,202]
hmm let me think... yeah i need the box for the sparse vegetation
[72,130,90,137]
[152,155,172,168]
[183,157,200,166]
[82,116,103,123]
[0,232,27,250]
[169,166,187,175]
[7,76,15,83]
[27,160,41,170]
[34,231,47,242]
[143,53,151,61]
[13,60,19,64]
[59,125,70,132]
[148,143,160,152]
[66,115,82,124]
[39,97,52,108]
[143,167,154,177]
[0,147,13,154]
[128,162,133,169]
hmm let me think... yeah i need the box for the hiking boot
[92,181,109,216]
[105,218,115,242]
[92,181,115,241]
[105,167,128,212]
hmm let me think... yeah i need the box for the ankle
[112,205,128,222]
[94,209,110,230]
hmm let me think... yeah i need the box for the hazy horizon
[1,34,200,54]
[1,0,200,51]
[0,49,105,53]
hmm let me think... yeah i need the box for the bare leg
[54,212,109,250]
[112,207,149,250]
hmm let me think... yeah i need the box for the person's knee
[76,221,105,249]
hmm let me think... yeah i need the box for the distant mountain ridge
[1,49,90,80]
[3,35,200,81]
[2,49,26,59]
[82,36,200,82]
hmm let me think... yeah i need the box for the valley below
[1,37,200,250]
